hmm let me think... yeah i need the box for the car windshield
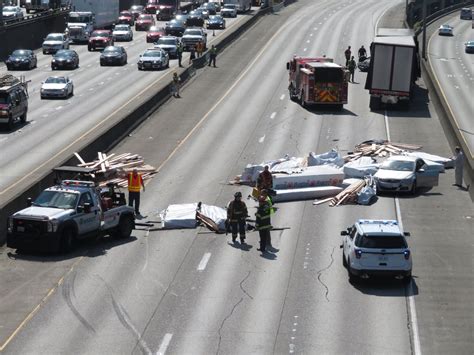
[68,15,91,23]
[91,32,109,37]
[45,77,67,84]
[224,4,236,9]
[11,50,29,57]
[168,21,182,26]
[114,25,129,31]
[131,6,144,11]
[356,235,407,249]
[3,6,16,12]
[157,39,176,45]
[186,30,202,36]
[149,26,161,31]
[46,34,64,41]
[120,11,132,16]
[54,50,73,57]
[103,47,120,53]
[380,160,415,171]
[139,15,153,20]
[143,51,161,57]
[33,190,79,209]
[0,94,10,104]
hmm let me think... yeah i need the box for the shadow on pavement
[350,277,419,297]
[227,241,253,251]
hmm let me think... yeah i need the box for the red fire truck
[287,56,349,109]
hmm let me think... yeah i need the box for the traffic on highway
[0,0,472,354]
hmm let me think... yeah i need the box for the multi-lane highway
[428,11,474,161]
[0,0,473,354]
[0,10,251,195]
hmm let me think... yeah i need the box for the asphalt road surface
[428,12,474,159]
[1,0,473,354]
[0,9,252,195]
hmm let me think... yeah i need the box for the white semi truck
[65,0,119,43]
[365,28,420,110]
[224,0,251,13]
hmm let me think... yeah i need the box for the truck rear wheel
[115,215,134,239]
[300,90,306,108]
[60,229,75,253]
[369,96,380,111]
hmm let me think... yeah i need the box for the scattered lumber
[344,140,422,161]
[74,152,157,187]
[314,180,366,206]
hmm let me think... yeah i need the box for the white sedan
[438,24,454,36]
[40,76,74,99]
[112,24,134,42]
[373,155,439,194]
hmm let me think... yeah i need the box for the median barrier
[0,4,283,245]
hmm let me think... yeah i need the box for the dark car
[156,5,175,21]
[130,5,145,20]
[88,30,114,51]
[118,10,135,26]
[100,46,128,66]
[207,15,226,29]
[135,14,155,31]
[186,10,205,27]
[146,26,165,43]
[0,75,28,130]
[165,19,186,37]
[465,41,474,53]
[201,2,217,15]
[174,14,189,22]
[154,36,180,58]
[6,50,37,71]
[51,49,79,70]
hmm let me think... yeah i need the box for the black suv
[0,75,29,130]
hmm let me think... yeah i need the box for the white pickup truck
[7,167,135,252]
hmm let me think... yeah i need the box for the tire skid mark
[314,247,335,302]
[61,270,96,333]
[215,297,244,355]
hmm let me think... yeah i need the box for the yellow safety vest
[128,173,142,192]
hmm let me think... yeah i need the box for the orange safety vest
[128,173,142,192]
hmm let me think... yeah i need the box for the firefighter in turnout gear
[227,192,248,243]
[255,195,272,253]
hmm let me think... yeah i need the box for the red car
[88,30,114,51]
[117,11,135,26]
[135,14,155,31]
[146,26,165,43]
[145,0,159,14]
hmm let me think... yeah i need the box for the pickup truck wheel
[60,229,75,253]
[347,258,356,282]
[20,112,27,124]
[342,252,347,267]
[7,116,14,131]
[115,216,134,239]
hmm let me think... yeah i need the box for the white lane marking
[99,81,105,85]
[385,110,422,355]
[309,33,313,37]
[142,229,150,272]
[156,333,173,355]
[306,40,310,43]
[270,112,276,119]
[197,253,211,271]
[303,48,307,52]
[87,64,91,67]
[55,106,63,110]
[258,135,265,143]
[280,94,285,100]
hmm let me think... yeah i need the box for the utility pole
[422,0,427,59]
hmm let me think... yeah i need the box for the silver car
[154,36,179,59]
[42,33,70,54]
[2,6,23,20]
[40,76,74,99]
[112,24,134,42]
[373,156,439,194]
[137,48,169,70]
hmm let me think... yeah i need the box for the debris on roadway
[74,152,157,187]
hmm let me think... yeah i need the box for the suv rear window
[355,234,407,249]
[0,93,10,104]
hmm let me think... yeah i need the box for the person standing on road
[128,169,145,216]
[208,45,217,67]
[358,45,367,60]
[172,72,181,98]
[255,196,272,254]
[227,192,248,243]
[257,165,273,192]
[189,45,196,65]
[452,146,466,188]
[348,56,356,82]
[344,46,351,66]
[177,42,184,67]
[196,40,204,58]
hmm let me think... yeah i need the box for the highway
[0,0,473,354]
[428,11,474,160]
[0,10,250,196]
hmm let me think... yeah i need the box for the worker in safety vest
[255,195,272,253]
[227,191,248,243]
[128,169,145,215]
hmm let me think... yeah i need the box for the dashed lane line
[197,253,212,271]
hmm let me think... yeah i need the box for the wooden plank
[74,152,86,165]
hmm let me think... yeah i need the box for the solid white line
[270,112,276,119]
[258,135,265,143]
[156,333,173,355]
[280,94,285,100]
[385,110,422,355]
[197,253,211,271]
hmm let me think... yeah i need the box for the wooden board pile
[313,179,366,207]
[74,152,157,187]
[344,140,422,162]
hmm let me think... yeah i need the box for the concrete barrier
[0,5,279,245]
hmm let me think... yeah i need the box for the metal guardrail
[1,6,71,27]
[414,0,473,35]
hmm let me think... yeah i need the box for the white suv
[341,219,412,283]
